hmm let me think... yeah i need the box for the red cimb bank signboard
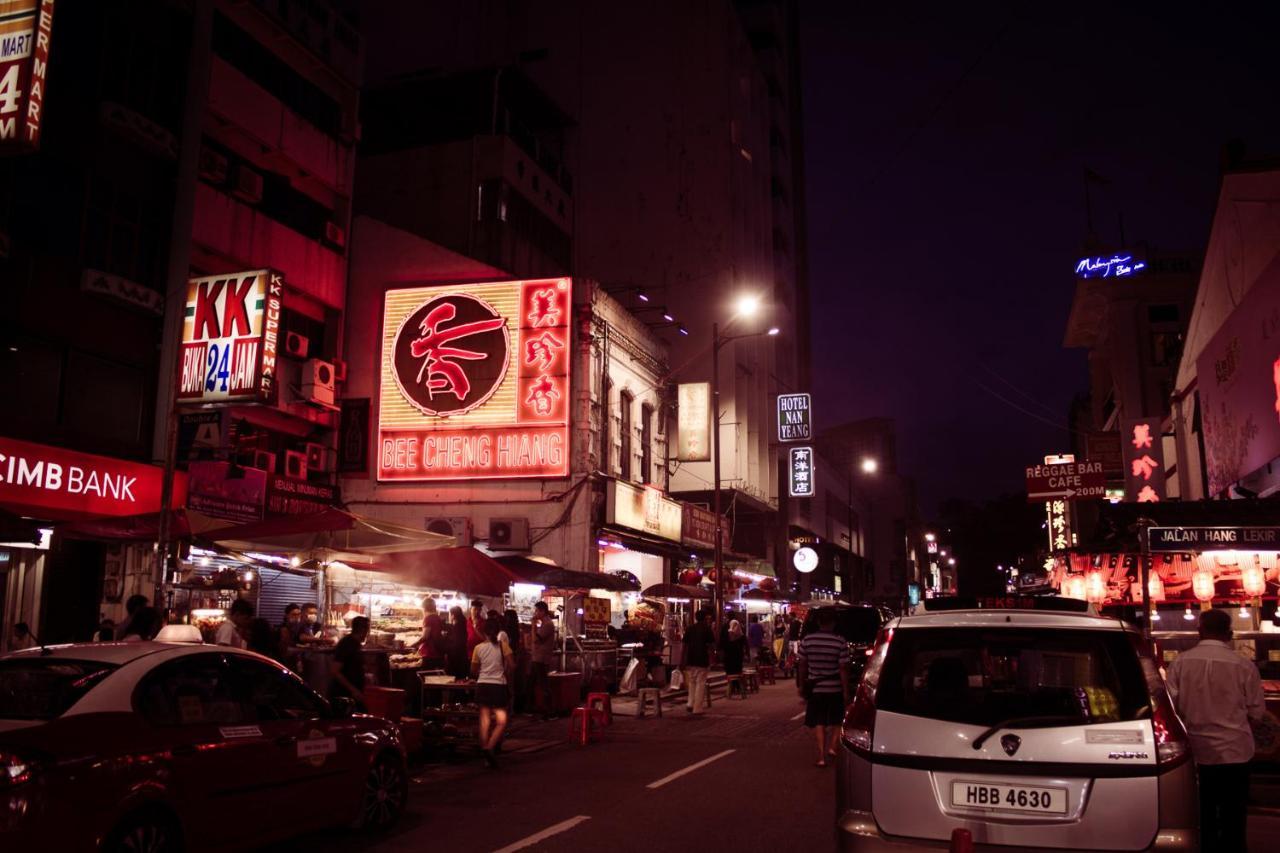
[0,0,53,152]
[378,278,572,481]
[177,270,283,405]
[0,435,187,520]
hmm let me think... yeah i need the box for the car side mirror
[330,696,355,719]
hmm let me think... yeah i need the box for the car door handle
[276,735,297,748]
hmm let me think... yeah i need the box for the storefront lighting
[1147,572,1166,602]
[1085,570,1107,604]
[1183,605,1196,621]
[1150,610,1160,622]
[925,533,936,542]
[637,290,650,302]
[512,583,545,597]
[678,325,689,336]
[1243,562,1266,597]
[199,556,211,567]
[242,570,254,582]
[290,556,302,568]
[1192,568,1216,603]
[191,608,227,619]
[1239,605,1251,619]
[1062,574,1086,600]
[662,311,675,322]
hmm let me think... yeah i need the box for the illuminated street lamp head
[947,557,956,566]
[735,294,761,317]
[767,327,780,336]
[924,532,936,542]
[861,457,878,474]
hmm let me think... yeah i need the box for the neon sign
[1123,417,1165,502]
[788,446,815,498]
[1075,254,1146,279]
[378,278,572,481]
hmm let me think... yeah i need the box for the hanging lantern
[678,569,701,586]
[1148,572,1166,602]
[1192,568,1216,603]
[1085,570,1107,604]
[1243,561,1267,598]
[1062,574,1086,600]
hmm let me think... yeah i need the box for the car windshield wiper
[971,715,1085,751]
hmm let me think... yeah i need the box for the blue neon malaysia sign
[1075,254,1146,279]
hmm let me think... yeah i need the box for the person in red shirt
[466,600,486,658]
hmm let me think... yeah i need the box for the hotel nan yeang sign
[378,278,571,481]
[177,270,283,405]
[777,393,811,442]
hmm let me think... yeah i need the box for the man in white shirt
[214,598,254,648]
[1166,608,1265,851]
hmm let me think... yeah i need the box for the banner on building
[187,461,267,523]
[681,502,731,551]
[676,381,711,462]
[606,479,681,542]
[1197,273,1280,496]
[0,0,54,153]
[378,278,571,481]
[1122,418,1166,502]
[788,446,815,497]
[177,270,283,406]
[266,475,337,516]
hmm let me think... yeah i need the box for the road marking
[492,816,591,853]
[646,749,736,789]
[790,711,805,721]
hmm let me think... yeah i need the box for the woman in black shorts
[470,614,515,768]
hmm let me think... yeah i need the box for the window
[81,172,167,288]
[226,655,326,721]
[620,391,634,481]
[0,659,117,720]
[640,403,653,484]
[600,377,612,475]
[135,654,247,726]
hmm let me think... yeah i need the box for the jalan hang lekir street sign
[1024,460,1106,502]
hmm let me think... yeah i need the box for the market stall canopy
[369,547,521,597]
[201,508,454,561]
[642,583,711,600]
[56,508,239,541]
[494,555,640,591]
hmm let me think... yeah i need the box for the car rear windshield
[875,627,1150,726]
[824,608,882,645]
[0,659,118,720]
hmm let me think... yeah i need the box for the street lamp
[712,296,773,631]
[861,457,878,474]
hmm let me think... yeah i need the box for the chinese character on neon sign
[1075,255,1146,279]
[392,293,510,416]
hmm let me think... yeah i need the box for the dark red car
[0,642,408,851]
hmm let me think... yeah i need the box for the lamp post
[711,296,777,632]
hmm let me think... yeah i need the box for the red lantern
[1147,573,1165,602]
[757,577,778,592]
[1243,562,1266,598]
[1192,568,1215,603]
[678,569,701,585]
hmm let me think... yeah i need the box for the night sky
[801,3,1280,515]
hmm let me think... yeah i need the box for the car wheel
[103,812,182,853]
[355,755,408,831]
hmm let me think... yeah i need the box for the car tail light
[1151,691,1189,766]
[842,682,877,753]
[0,751,35,788]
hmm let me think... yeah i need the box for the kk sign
[178,270,283,405]
[0,0,54,151]
[777,393,811,442]
[788,446,815,498]
[378,278,571,481]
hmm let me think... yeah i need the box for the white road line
[492,816,591,853]
[646,749,737,789]
[790,711,805,721]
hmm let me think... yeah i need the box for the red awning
[373,547,522,597]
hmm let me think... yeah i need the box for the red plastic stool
[569,706,609,744]
[585,691,613,724]
[758,664,777,685]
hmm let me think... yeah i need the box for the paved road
[309,681,1280,852]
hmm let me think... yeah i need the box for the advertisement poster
[187,461,266,523]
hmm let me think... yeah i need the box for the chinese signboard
[606,479,681,542]
[1149,526,1280,552]
[178,270,283,406]
[776,393,811,442]
[681,502,731,551]
[378,278,571,481]
[1045,499,1072,552]
[788,446,815,497]
[1122,418,1166,502]
[1024,460,1106,501]
[0,435,186,520]
[677,382,711,461]
[1197,274,1280,496]
[582,596,611,641]
[1085,432,1124,479]
[0,0,53,152]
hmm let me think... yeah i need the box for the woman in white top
[470,614,514,768]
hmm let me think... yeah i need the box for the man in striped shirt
[797,608,851,767]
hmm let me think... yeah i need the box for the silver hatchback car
[836,602,1197,851]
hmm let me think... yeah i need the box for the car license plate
[950,781,1068,815]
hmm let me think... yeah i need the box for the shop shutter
[254,568,318,626]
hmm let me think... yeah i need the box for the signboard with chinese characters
[1085,432,1124,479]
[378,278,571,481]
[1024,460,1106,501]
[582,596,611,641]
[606,479,681,542]
[1123,418,1166,502]
[1045,498,1073,552]
[676,382,711,461]
[776,393,811,442]
[1196,274,1280,496]
[177,270,283,406]
[0,0,53,152]
[788,446,815,497]
[1074,254,1146,279]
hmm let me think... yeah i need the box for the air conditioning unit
[425,516,472,547]
[323,221,346,249]
[301,359,335,406]
[331,358,347,383]
[284,450,308,480]
[285,331,310,359]
[198,147,229,184]
[232,165,264,204]
[305,442,331,472]
[251,450,277,473]
[488,517,530,551]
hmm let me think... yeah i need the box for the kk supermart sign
[0,436,186,519]
[0,0,54,151]
[378,278,571,481]
[177,270,283,405]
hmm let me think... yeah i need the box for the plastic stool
[569,705,609,744]
[585,691,613,724]
[636,687,663,718]
[757,664,777,685]
[743,670,760,693]
[725,674,746,700]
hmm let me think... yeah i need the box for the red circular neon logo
[391,293,510,417]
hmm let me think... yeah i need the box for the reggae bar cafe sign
[177,270,283,405]
[378,278,571,481]
[1024,460,1106,501]
[0,0,54,151]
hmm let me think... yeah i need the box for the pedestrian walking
[528,601,556,715]
[1166,608,1265,851]
[797,608,850,767]
[747,617,764,664]
[682,608,715,714]
[722,619,747,677]
[471,614,514,768]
